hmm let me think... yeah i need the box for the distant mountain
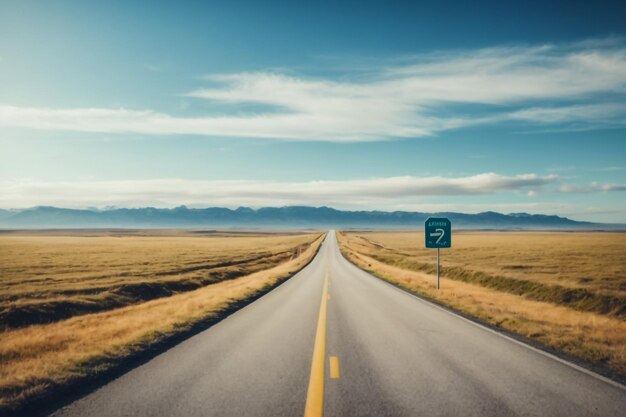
[0,205,608,229]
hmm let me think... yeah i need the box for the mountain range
[0,206,612,229]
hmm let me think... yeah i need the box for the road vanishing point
[52,232,625,417]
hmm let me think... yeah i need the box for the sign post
[425,217,451,289]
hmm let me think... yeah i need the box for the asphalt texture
[51,231,626,417]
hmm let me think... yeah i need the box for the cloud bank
[1,40,626,141]
[1,173,622,209]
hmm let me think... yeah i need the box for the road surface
[52,231,625,417]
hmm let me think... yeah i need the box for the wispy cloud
[1,40,626,141]
[5,173,621,209]
[557,182,626,193]
[507,103,626,124]
[592,166,626,172]
[606,184,626,191]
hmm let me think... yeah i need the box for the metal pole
[437,247,440,289]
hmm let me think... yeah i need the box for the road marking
[304,271,330,417]
[329,356,340,379]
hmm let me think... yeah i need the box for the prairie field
[346,231,626,295]
[337,231,626,377]
[0,230,320,329]
[0,230,324,413]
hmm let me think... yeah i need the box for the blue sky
[1,1,625,222]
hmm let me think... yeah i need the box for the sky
[1,0,625,222]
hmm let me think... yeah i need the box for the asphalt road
[52,231,626,417]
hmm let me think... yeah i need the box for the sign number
[430,228,445,244]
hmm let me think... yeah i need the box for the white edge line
[338,247,626,391]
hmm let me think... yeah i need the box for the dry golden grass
[355,231,626,294]
[0,233,325,413]
[342,231,626,317]
[0,231,320,329]
[337,231,626,378]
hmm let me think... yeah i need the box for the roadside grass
[0,233,325,415]
[0,231,320,329]
[346,231,626,317]
[337,231,626,379]
[352,231,626,292]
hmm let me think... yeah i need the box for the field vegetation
[0,230,324,414]
[337,231,626,378]
[0,230,319,329]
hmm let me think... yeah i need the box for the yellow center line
[304,271,330,417]
[329,356,340,379]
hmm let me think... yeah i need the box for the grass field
[0,231,324,414]
[337,231,626,378]
[0,230,320,329]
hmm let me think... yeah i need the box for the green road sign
[425,217,451,249]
